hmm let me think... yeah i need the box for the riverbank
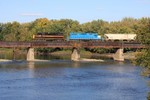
[50,50,136,60]
[0,59,12,62]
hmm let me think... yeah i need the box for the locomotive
[33,32,137,41]
[33,32,64,41]
[69,32,101,40]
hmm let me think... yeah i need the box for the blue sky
[0,0,149,23]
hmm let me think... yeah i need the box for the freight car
[104,34,137,41]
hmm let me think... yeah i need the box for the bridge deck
[0,41,146,48]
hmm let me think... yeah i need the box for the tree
[59,19,80,37]
[31,18,50,33]
[136,18,150,44]
[81,19,108,34]
[18,23,32,41]
[135,18,150,76]
[3,22,21,41]
[0,23,4,40]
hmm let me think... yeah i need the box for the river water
[0,58,149,100]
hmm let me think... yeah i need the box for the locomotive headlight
[98,36,101,39]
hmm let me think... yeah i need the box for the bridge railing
[0,41,31,48]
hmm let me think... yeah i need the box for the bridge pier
[71,48,80,61]
[113,48,124,61]
[27,48,35,61]
[12,47,16,60]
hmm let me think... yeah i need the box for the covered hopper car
[104,34,137,41]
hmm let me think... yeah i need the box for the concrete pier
[113,48,124,61]
[13,48,16,60]
[71,48,80,61]
[27,48,35,61]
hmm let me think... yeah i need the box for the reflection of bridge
[0,41,146,61]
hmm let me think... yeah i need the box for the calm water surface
[0,59,149,100]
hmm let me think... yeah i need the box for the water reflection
[26,61,67,78]
[28,62,35,69]
[72,62,80,68]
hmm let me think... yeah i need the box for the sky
[0,0,150,23]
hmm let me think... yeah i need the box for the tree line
[0,17,149,42]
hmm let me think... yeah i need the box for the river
[0,58,149,100]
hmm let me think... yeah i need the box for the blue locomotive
[69,32,101,40]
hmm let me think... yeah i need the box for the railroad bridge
[0,41,147,61]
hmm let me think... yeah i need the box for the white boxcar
[104,34,137,41]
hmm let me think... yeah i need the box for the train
[33,32,137,41]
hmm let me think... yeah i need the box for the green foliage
[136,18,150,44]
[135,49,150,69]
[81,19,108,34]
[135,18,150,69]
[85,48,114,54]
[32,18,50,33]
[0,23,4,40]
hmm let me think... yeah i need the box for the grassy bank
[0,48,27,60]
[0,48,13,53]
